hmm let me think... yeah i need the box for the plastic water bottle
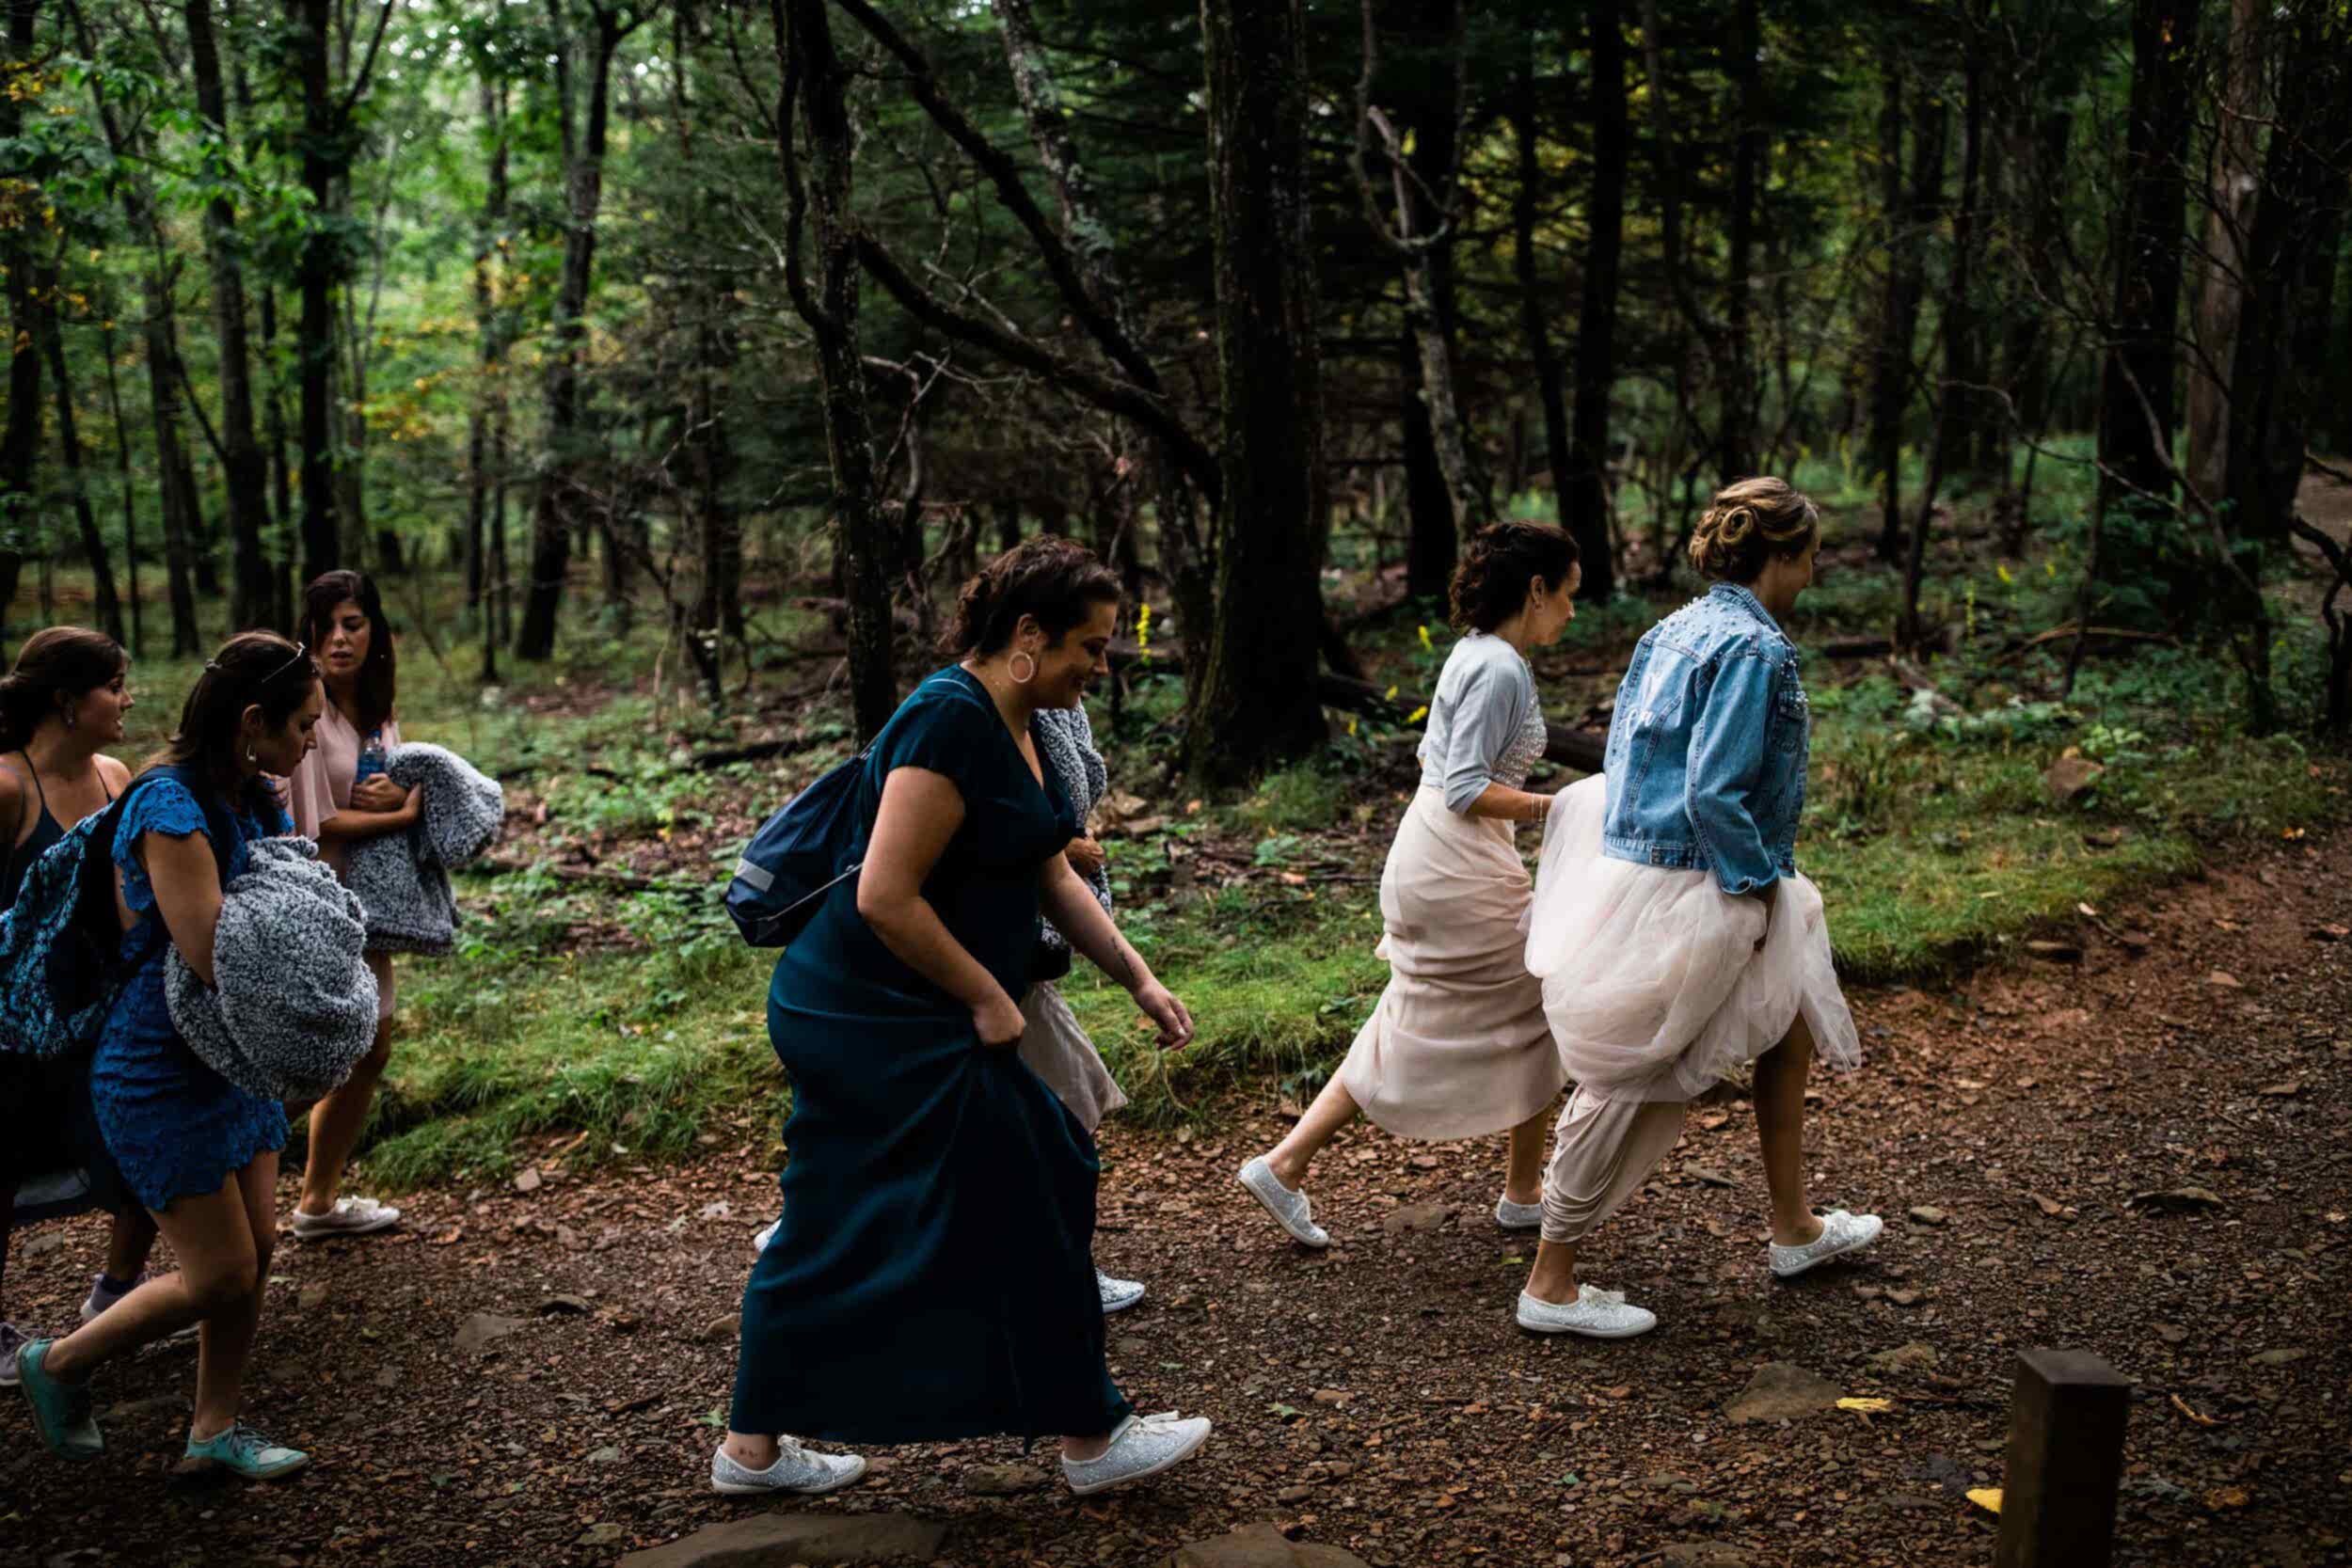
[356,730,387,784]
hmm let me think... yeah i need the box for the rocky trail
[5,828,2350,1568]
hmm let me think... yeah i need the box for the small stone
[538,1294,594,1315]
[1380,1202,1451,1235]
[576,1523,625,1547]
[2257,1082,2304,1098]
[2249,1348,2309,1367]
[697,1200,733,1221]
[21,1231,64,1259]
[962,1463,1048,1495]
[2042,754,2103,803]
[1723,1362,1844,1423]
[1408,1154,1439,1169]
[1311,1387,1350,1406]
[1907,1206,1948,1227]
[373,1368,401,1388]
[697,1312,741,1345]
[297,1282,331,1312]
[2153,1323,2188,1345]
[513,1167,543,1194]
[588,1446,624,1465]
[1277,1484,1314,1504]
[453,1312,527,1357]
[1165,1523,1373,1567]
[2025,940,2082,963]
[1683,1164,1737,1189]
[1884,1289,1926,1307]
[2206,971,2243,989]
[2312,924,2349,943]
[1867,1342,1941,1372]
[1115,1335,1151,1357]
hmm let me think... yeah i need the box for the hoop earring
[246,745,258,767]
[1009,651,1038,686]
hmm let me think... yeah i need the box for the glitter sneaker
[1515,1284,1659,1339]
[1494,1196,1544,1232]
[1060,1410,1212,1497]
[1237,1156,1328,1248]
[711,1437,867,1496]
[1768,1210,1884,1279]
[1097,1270,1147,1314]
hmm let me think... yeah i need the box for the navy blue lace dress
[91,773,291,1211]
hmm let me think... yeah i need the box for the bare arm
[313,797,418,845]
[1040,855,1195,1049]
[141,830,227,989]
[855,768,1026,1045]
[1461,781,1551,823]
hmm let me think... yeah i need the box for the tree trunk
[467,76,509,616]
[1189,0,1328,783]
[777,0,898,738]
[2096,0,2199,520]
[2185,0,2265,507]
[0,0,40,627]
[1874,69,1946,562]
[293,0,341,581]
[38,267,126,644]
[183,0,273,628]
[1560,0,1623,599]
[1397,329,1454,596]
[1720,0,1762,482]
[517,6,628,661]
[143,280,204,656]
[98,302,143,655]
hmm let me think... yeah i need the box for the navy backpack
[723,748,871,947]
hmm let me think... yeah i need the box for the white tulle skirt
[1524,775,1862,1103]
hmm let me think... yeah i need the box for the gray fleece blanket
[345,741,505,956]
[166,837,379,1102]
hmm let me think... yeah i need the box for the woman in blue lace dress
[15,632,326,1481]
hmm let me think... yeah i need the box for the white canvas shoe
[289,1196,401,1241]
[1097,1270,1147,1314]
[1515,1284,1659,1338]
[751,1217,781,1256]
[0,1323,25,1388]
[1237,1157,1328,1248]
[1494,1196,1544,1232]
[1060,1411,1212,1496]
[1767,1210,1883,1279]
[710,1437,866,1496]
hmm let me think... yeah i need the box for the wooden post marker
[1994,1348,2133,1568]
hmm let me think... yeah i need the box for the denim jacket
[1599,582,1809,895]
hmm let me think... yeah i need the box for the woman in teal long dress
[718,539,1214,1498]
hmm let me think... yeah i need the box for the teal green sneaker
[183,1421,310,1481]
[15,1338,103,1460]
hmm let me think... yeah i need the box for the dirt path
[6,829,2351,1568]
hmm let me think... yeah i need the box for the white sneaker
[1515,1284,1659,1338]
[1060,1410,1212,1497]
[1236,1157,1328,1248]
[1097,1270,1147,1314]
[1494,1196,1544,1232]
[710,1437,867,1496]
[290,1196,402,1241]
[1767,1210,1883,1279]
[752,1217,780,1256]
[0,1323,25,1388]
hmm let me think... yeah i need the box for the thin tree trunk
[38,265,126,643]
[183,0,273,628]
[2185,0,2264,506]
[294,0,340,579]
[776,0,898,737]
[0,0,40,625]
[1720,0,1761,481]
[1562,0,1623,598]
[2096,0,2199,521]
[467,75,510,616]
[1875,72,1946,561]
[1190,0,1328,783]
[98,298,143,655]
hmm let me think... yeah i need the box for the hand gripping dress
[730,668,1130,1446]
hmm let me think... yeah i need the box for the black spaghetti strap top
[1,753,113,910]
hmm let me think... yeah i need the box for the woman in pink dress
[281,571,417,1241]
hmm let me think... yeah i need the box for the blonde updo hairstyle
[1688,477,1820,583]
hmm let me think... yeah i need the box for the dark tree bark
[1511,17,1570,581]
[2095,0,2199,520]
[183,0,273,628]
[1720,0,1762,482]
[97,298,143,655]
[292,0,339,580]
[516,1,637,660]
[37,263,126,643]
[775,0,898,738]
[1562,0,1625,598]
[1189,0,1328,783]
[2186,0,2265,505]
[465,76,508,614]
[0,0,40,624]
[1873,70,1945,561]
[1398,329,1455,597]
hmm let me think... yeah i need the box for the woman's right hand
[973,992,1027,1051]
[352,776,408,814]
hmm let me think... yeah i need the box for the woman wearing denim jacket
[1514,479,1878,1339]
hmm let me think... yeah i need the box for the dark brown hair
[945,536,1123,657]
[1448,518,1581,633]
[1688,477,1820,583]
[300,569,398,733]
[147,631,321,812]
[0,626,128,752]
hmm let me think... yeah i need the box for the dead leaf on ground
[1967,1489,2003,1515]
[1837,1398,1896,1414]
[2169,1393,2219,1427]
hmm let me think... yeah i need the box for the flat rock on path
[1165,1523,1371,1567]
[452,1310,527,1356]
[618,1513,947,1566]
[1723,1362,1845,1423]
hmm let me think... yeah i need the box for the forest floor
[4,820,2348,1568]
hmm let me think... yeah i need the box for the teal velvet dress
[731,667,1131,1446]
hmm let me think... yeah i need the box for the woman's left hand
[1134,982,1195,1052]
[1065,836,1108,878]
[352,776,408,813]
